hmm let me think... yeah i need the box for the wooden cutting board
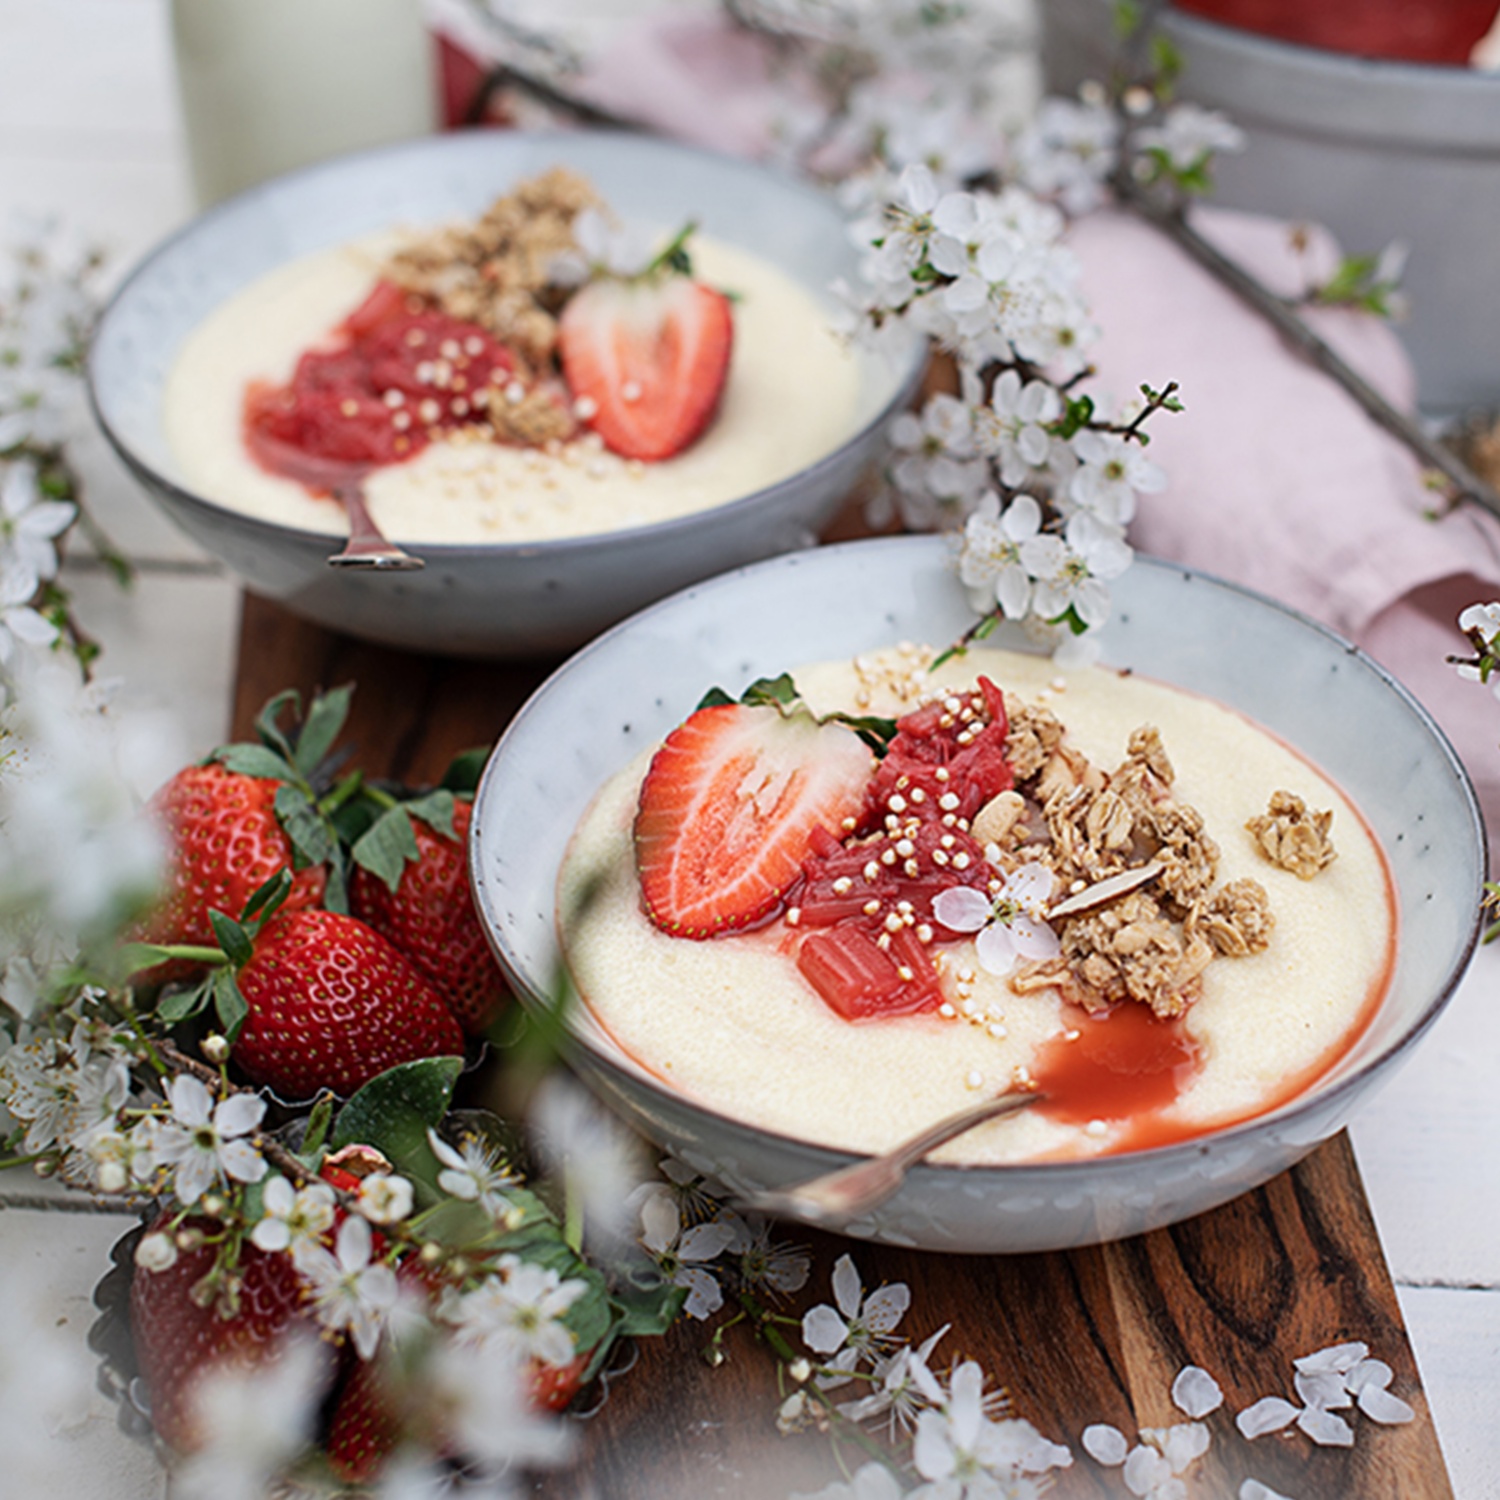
[231,591,1453,1500]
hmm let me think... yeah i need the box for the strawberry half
[558,275,733,461]
[634,702,874,939]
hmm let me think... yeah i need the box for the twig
[1115,177,1500,521]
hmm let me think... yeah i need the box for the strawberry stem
[318,769,367,816]
[644,219,698,280]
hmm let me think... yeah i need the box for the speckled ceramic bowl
[469,536,1484,1252]
[87,131,923,658]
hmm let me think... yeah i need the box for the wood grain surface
[231,590,1454,1500]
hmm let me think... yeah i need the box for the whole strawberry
[234,908,465,1100]
[129,1212,325,1453]
[138,763,327,971]
[349,799,506,1035]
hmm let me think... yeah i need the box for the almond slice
[1047,861,1164,921]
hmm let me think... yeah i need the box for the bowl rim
[85,126,926,560]
[473,534,1486,1183]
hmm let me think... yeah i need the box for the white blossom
[974,370,1061,488]
[1067,428,1166,527]
[838,1323,949,1434]
[1135,103,1245,172]
[528,1069,647,1244]
[638,1190,736,1319]
[138,1074,267,1206]
[795,1460,909,1500]
[0,461,74,585]
[909,1359,1072,1498]
[931,864,1060,977]
[801,1253,911,1388]
[358,1172,414,1225]
[957,493,1046,619]
[294,1213,398,1359]
[250,1175,336,1254]
[427,1125,520,1221]
[1011,96,1121,215]
[172,1337,327,1500]
[441,1253,587,1369]
[1024,510,1133,631]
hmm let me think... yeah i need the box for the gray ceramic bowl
[469,536,1484,1252]
[87,131,923,658]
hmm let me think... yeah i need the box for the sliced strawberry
[635,702,874,939]
[558,275,733,461]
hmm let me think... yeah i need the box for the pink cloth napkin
[1070,207,1500,859]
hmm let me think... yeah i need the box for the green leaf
[608,1266,687,1340]
[695,686,736,710]
[301,1093,335,1159]
[254,690,301,763]
[208,909,254,968]
[292,685,353,778]
[440,748,490,796]
[275,784,337,868]
[330,1057,464,1202]
[404,789,457,842]
[157,982,211,1024]
[351,804,422,894]
[214,743,298,782]
[241,868,293,924]
[739,674,800,710]
[323,853,350,917]
[213,968,249,1042]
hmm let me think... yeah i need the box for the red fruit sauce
[242,279,522,492]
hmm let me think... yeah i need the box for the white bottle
[171,0,439,208]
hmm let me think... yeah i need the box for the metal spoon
[326,482,425,570]
[740,1087,1041,1230]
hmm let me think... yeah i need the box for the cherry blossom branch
[1115,176,1500,520]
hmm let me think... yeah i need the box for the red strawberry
[129,1213,324,1453]
[634,702,874,939]
[349,800,507,1035]
[136,763,327,981]
[233,908,464,1100]
[528,1350,591,1411]
[326,1348,406,1483]
[558,275,733,461]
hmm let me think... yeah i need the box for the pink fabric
[1071,206,1500,860]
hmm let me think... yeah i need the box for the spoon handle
[741,1088,1040,1230]
[326,482,425,570]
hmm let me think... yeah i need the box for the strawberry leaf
[330,1056,463,1204]
[350,804,421,894]
[208,909,254,969]
[254,690,301,763]
[403,789,457,841]
[213,968,249,1042]
[293,684,353,779]
[156,980,211,1024]
[240,868,293,926]
[214,743,299,782]
[439,748,489,795]
[274,784,337,868]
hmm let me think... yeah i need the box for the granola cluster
[987,703,1275,1018]
[1246,790,1337,881]
[380,166,597,375]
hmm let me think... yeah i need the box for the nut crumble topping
[1246,790,1337,880]
[381,166,598,371]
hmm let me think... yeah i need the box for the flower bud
[200,1035,230,1065]
[135,1231,178,1273]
